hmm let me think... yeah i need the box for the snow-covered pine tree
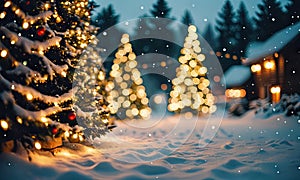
[73,30,115,139]
[0,0,110,151]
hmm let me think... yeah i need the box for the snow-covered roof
[244,22,300,65]
[222,65,251,87]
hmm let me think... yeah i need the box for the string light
[0,12,6,19]
[34,141,42,150]
[4,1,12,8]
[40,117,48,123]
[26,93,33,101]
[0,49,8,58]
[22,22,29,29]
[16,116,22,124]
[1,120,9,131]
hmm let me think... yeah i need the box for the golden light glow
[225,89,247,98]
[34,141,42,150]
[44,3,50,10]
[251,64,261,72]
[0,49,8,58]
[1,120,8,131]
[64,131,70,138]
[40,117,48,123]
[72,134,78,139]
[16,116,22,124]
[270,85,281,103]
[270,86,281,94]
[26,93,33,101]
[0,12,6,19]
[154,95,163,104]
[4,1,11,8]
[15,9,20,15]
[264,60,275,70]
[22,22,29,29]
[79,135,84,142]
[61,71,67,77]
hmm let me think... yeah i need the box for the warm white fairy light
[16,116,22,124]
[4,1,12,8]
[22,22,29,29]
[34,141,42,150]
[1,120,9,131]
[0,12,6,19]
[0,49,8,58]
[40,117,48,123]
[26,93,33,101]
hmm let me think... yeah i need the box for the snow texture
[222,65,251,87]
[1,108,299,180]
[244,21,300,65]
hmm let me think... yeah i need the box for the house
[243,22,300,103]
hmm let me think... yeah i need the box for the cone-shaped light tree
[106,34,151,120]
[0,0,110,150]
[168,25,217,114]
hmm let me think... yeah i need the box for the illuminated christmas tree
[168,25,217,114]
[106,34,151,120]
[0,0,110,151]
[73,32,114,139]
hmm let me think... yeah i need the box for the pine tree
[150,0,172,18]
[235,2,253,57]
[215,0,236,54]
[88,0,100,11]
[106,34,151,120]
[74,30,114,138]
[132,15,153,55]
[168,25,216,114]
[202,23,216,50]
[0,0,110,151]
[254,0,287,41]
[92,4,120,33]
[285,0,300,25]
[181,10,194,26]
[148,0,177,57]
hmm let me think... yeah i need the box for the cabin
[242,22,300,103]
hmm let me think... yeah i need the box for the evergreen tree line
[89,0,299,72]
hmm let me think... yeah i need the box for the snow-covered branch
[0,27,68,80]
[0,27,61,52]
[0,74,77,105]
[15,6,53,24]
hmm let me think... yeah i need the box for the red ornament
[68,112,76,121]
[52,127,58,134]
[26,1,30,5]
[37,27,46,37]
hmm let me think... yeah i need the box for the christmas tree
[0,0,110,151]
[73,29,114,140]
[168,25,216,114]
[106,34,151,120]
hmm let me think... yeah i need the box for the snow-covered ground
[1,109,300,180]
